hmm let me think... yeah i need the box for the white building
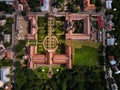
[41,0,49,11]
[18,4,23,11]
[107,38,115,45]
[106,0,113,9]
[4,34,10,43]
[0,68,10,83]
[0,20,6,26]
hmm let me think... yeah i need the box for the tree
[14,40,27,53]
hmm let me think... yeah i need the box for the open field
[66,40,100,66]
[74,46,99,66]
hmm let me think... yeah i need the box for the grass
[37,17,47,27]
[37,44,45,54]
[74,46,99,66]
[66,40,100,66]
[34,66,49,79]
[52,66,64,74]
[29,40,36,46]
[54,21,64,34]
[65,40,100,49]
[56,43,65,54]
[29,40,36,43]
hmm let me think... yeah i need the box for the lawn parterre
[34,66,49,79]
[37,44,45,54]
[53,17,65,54]
[52,66,64,74]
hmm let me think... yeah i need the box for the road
[11,12,19,85]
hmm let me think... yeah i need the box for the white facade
[41,0,49,11]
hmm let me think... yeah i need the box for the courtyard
[28,16,65,54]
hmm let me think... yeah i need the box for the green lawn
[34,66,49,79]
[52,66,64,74]
[54,21,64,34]
[66,40,100,49]
[56,43,65,54]
[37,17,47,27]
[37,44,45,54]
[29,40,36,46]
[74,46,99,66]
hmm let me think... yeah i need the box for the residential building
[84,0,96,11]
[107,20,114,30]
[6,14,13,18]
[0,68,10,83]
[4,34,10,43]
[106,0,113,9]
[109,56,120,75]
[5,50,13,59]
[107,38,115,45]
[65,13,91,40]
[18,4,23,11]
[41,0,49,11]
[0,20,6,26]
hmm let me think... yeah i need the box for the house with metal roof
[0,67,10,83]
[106,0,113,9]
[41,0,49,11]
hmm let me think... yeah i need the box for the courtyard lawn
[34,66,49,79]
[37,44,45,54]
[54,21,64,35]
[37,17,47,27]
[56,43,65,54]
[52,66,64,74]
[74,46,99,66]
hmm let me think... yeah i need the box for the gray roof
[107,38,115,45]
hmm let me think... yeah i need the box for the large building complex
[27,15,72,69]
[65,13,91,40]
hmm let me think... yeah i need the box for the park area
[34,66,49,79]
[34,66,64,79]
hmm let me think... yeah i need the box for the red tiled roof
[53,55,68,60]
[5,51,13,59]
